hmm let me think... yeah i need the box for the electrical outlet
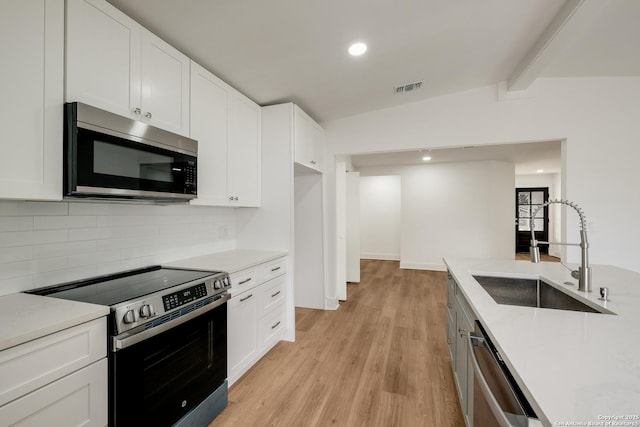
[219,225,229,239]
[587,221,596,232]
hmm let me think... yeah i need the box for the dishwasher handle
[469,333,527,427]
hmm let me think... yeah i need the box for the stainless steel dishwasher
[469,321,540,427]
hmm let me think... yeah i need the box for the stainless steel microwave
[64,102,197,202]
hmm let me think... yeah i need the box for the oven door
[110,302,227,427]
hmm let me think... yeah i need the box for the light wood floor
[208,260,464,427]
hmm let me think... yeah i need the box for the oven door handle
[112,293,230,351]
[469,333,525,427]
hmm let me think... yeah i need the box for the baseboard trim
[360,253,400,261]
[325,297,339,310]
[282,328,295,342]
[400,261,447,272]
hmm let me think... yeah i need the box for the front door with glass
[515,187,549,253]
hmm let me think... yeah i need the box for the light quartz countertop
[0,293,109,351]
[444,258,640,427]
[0,249,286,352]
[165,249,288,274]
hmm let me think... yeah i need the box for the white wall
[321,77,640,303]
[359,175,401,260]
[516,173,562,257]
[294,174,326,309]
[359,161,514,270]
[0,200,235,295]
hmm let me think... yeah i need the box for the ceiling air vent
[394,81,423,94]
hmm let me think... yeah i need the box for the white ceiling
[350,140,562,175]
[106,0,637,171]
[104,0,639,124]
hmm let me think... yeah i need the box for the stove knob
[223,277,231,287]
[139,304,155,318]
[213,280,221,290]
[123,309,139,324]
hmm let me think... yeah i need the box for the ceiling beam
[507,0,609,91]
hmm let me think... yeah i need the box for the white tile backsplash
[0,217,33,232]
[34,215,97,230]
[0,200,236,295]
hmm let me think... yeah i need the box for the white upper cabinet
[294,105,324,174]
[228,92,261,207]
[139,29,190,135]
[0,0,64,200]
[190,61,261,207]
[190,62,230,206]
[66,0,190,136]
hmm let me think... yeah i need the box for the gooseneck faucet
[529,199,592,292]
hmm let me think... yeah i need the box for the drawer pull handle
[270,266,281,272]
[238,278,252,285]
[271,291,281,298]
[240,294,253,302]
[271,321,281,329]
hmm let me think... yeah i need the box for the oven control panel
[112,271,231,335]
[163,283,207,311]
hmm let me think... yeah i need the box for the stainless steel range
[28,265,231,427]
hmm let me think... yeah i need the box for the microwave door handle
[469,333,518,427]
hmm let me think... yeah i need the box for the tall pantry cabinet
[236,103,329,333]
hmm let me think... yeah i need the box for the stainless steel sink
[472,275,609,314]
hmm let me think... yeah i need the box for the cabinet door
[293,106,323,174]
[293,106,312,169]
[308,120,325,172]
[259,303,285,355]
[0,0,63,201]
[227,291,259,384]
[454,296,472,424]
[446,275,456,361]
[140,29,190,136]
[66,0,141,119]
[228,92,261,207]
[0,359,108,427]
[189,61,231,206]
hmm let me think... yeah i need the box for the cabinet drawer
[0,317,106,407]
[258,275,286,317]
[229,268,260,295]
[0,358,108,426]
[259,304,285,354]
[260,258,286,283]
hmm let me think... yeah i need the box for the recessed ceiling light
[348,42,367,56]
[536,169,544,173]
[422,156,432,161]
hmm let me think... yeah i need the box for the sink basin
[472,275,609,314]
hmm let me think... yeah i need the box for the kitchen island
[444,258,640,426]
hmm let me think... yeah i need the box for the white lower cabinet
[0,359,107,427]
[447,271,476,427]
[0,317,108,427]
[227,257,287,385]
[259,301,285,351]
[227,290,259,383]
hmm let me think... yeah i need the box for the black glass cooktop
[27,266,219,306]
